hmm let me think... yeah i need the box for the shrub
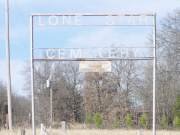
[85,113,94,124]
[125,113,133,128]
[139,113,148,129]
[174,116,180,128]
[93,113,103,128]
[160,114,168,129]
[173,95,180,129]
[113,118,120,128]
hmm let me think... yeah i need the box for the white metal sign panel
[79,61,111,72]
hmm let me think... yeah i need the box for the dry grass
[0,129,180,135]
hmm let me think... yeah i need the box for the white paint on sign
[43,47,152,60]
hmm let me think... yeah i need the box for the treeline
[27,59,180,129]
[31,60,144,128]
[0,82,31,128]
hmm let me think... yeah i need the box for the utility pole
[47,79,53,126]
[50,87,53,125]
[50,86,53,126]
[46,64,55,126]
[5,0,13,130]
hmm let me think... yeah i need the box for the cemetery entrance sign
[30,13,156,135]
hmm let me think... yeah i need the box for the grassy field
[0,129,180,135]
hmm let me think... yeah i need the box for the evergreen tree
[113,118,120,129]
[85,113,94,124]
[160,114,168,129]
[93,113,103,128]
[125,113,133,128]
[139,113,148,129]
[173,95,180,128]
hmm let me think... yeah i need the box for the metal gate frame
[30,13,157,135]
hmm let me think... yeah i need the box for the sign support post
[153,14,157,135]
[30,15,36,135]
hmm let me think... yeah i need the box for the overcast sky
[0,0,180,96]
